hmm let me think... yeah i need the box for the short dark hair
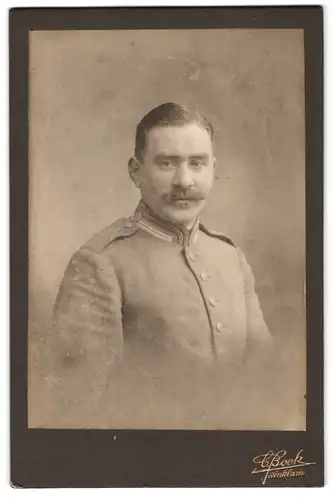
[134,102,214,161]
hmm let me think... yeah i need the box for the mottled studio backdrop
[29,29,306,428]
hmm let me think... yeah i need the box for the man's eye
[190,160,205,169]
[159,161,175,169]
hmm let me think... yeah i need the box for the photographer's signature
[251,449,316,485]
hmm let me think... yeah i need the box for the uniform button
[123,221,133,228]
[188,252,197,262]
[216,322,223,333]
[200,271,209,281]
[209,297,216,307]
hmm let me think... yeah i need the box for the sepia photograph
[27,27,306,431]
[9,6,324,487]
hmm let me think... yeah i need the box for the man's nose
[172,163,194,189]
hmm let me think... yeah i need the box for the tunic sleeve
[45,247,123,427]
[236,247,274,358]
[232,249,290,429]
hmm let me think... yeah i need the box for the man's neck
[135,199,200,247]
[183,218,197,230]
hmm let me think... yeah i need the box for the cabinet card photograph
[28,28,306,431]
[10,6,323,488]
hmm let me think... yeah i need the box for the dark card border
[10,6,324,488]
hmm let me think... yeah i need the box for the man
[48,103,276,429]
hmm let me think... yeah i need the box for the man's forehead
[146,123,213,152]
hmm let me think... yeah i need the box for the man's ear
[212,157,219,182]
[213,157,217,178]
[128,157,142,188]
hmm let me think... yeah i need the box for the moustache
[165,191,206,202]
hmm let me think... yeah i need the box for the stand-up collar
[134,199,200,247]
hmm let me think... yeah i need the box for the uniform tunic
[48,200,276,429]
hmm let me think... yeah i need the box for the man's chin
[162,202,203,226]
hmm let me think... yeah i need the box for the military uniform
[47,200,277,429]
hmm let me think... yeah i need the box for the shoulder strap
[82,217,139,254]
[199,222,236,248]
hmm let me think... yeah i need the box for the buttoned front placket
[183,246,231,362]
[133,200,236,361]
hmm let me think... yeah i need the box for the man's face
[132,123,215,227]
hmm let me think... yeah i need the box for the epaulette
[82,216,139,254]
[199,223,236,248]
